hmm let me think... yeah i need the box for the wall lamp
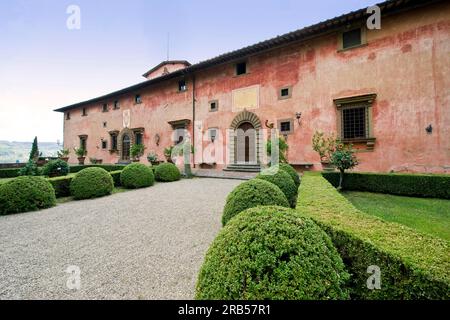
[296,112,302,125]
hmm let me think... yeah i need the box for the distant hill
[0,141,61,164]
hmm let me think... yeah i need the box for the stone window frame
[113,100,120,110]
[79,135,88,150]
[278,86,292,100]
[178,79,187,93]
[109,130,119,152]
[277,119,294,135]
[338,24,367,52]
[209,100,219,112]
[334,93,377,150]
[101,139,108,150]
[102,103,108,112]
[135,94,142,105]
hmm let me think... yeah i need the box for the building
[55,0,450,174]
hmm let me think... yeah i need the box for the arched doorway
[229,110,262,166]
[236,122,256,164]
[122,134,131,161]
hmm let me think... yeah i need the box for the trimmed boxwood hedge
[0,168,20,178]
[70,167,114,200]
[222,179,289,226]
[120,163,155,189]
[69,164,126,173]
[196,206,350,300]
[297,174,450,300]
[42,159,70,177]
[154,163,181,182]
[256,168,298,208]
[279,163,301,188]
[0,176,56,215]
[322,171,450,199]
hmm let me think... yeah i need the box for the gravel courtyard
[0,178,241,300]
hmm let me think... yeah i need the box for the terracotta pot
[78,157,85,165]
[132,159,140,163]
[60,157,69,163]
[321,161,335,172]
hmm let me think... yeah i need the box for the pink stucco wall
[62,2,450,173]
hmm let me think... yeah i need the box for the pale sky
[0,0,377,142]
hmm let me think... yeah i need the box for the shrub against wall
[120,163,155,189]
[69,164,126,173]
[256,169,298,208]
[0,176,56,215]
[154,163,181,182]
[322,171,450,199]
[197,206,349,300]
[0,168,21,178]
[70,167,114,200]
[42,159,70,177]
[297,174,450,300]
[222,179,289,226]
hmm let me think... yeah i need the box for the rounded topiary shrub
[70,167,114,200]
[42,159,70,177]
[196,206,349,300]
[120,163,155,189]
[154,163,181,182]
[0,176,56,215]
[222,179,289,226]
[256,168,298,208]
[279,163,300,188]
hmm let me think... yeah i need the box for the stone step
[224,164,262,173]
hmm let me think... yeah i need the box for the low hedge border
[322,171,450,199]
[297,174,450,300]
[0,168,21,178]
[69,164,126,173]
[48,170,123,198]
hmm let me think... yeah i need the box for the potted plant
[312,131,337,171]
[164,146,174,163]
[74,147,87,165]
[89,157,103,164]
[331,143,359,190]
[57,148,70,162]
[147,152,160,166]
[131,144,146,162]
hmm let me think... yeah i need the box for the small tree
[130,144,146,161]
[331,143,358,190]
[312,131,337,163]
[266,137,289,164]
[19,159,40,176]
[29,137,39,162]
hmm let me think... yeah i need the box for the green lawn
[343,191,450,241]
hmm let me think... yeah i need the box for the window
[236,62,247,76]
[66,112,71,120]
[278,86,292,100]
[209,129,218,142]
[102,104,108,112]
[209,100,219,112]
[334,94,376,148]
[178,80,187,92]
[103,122,107,128]
[82,108,87,116]
[101,140,107,149]
[79,136,87,150]
[109,132,118,151]
[278,119,294,135]
[135,132,143,145]
[135,94,142,104]
[340,27,366,50]
[113,100,120,110]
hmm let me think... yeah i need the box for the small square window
[342,28,362,49]
[113,100,120,110]
[135,94,142,104]
[279,87,292,100]
[278,119,294,135]
[101,140,107,149]
[236,62,247,76]
[178,80,187,92]
[66,112,71,120]
[102,104,108,112]
[209,100,219,112]
[82,108,87,116]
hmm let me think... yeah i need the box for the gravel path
[0,178,241,300]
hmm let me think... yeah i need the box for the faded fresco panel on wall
[232,85,260,112]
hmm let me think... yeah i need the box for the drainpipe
[192,74,196,169]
